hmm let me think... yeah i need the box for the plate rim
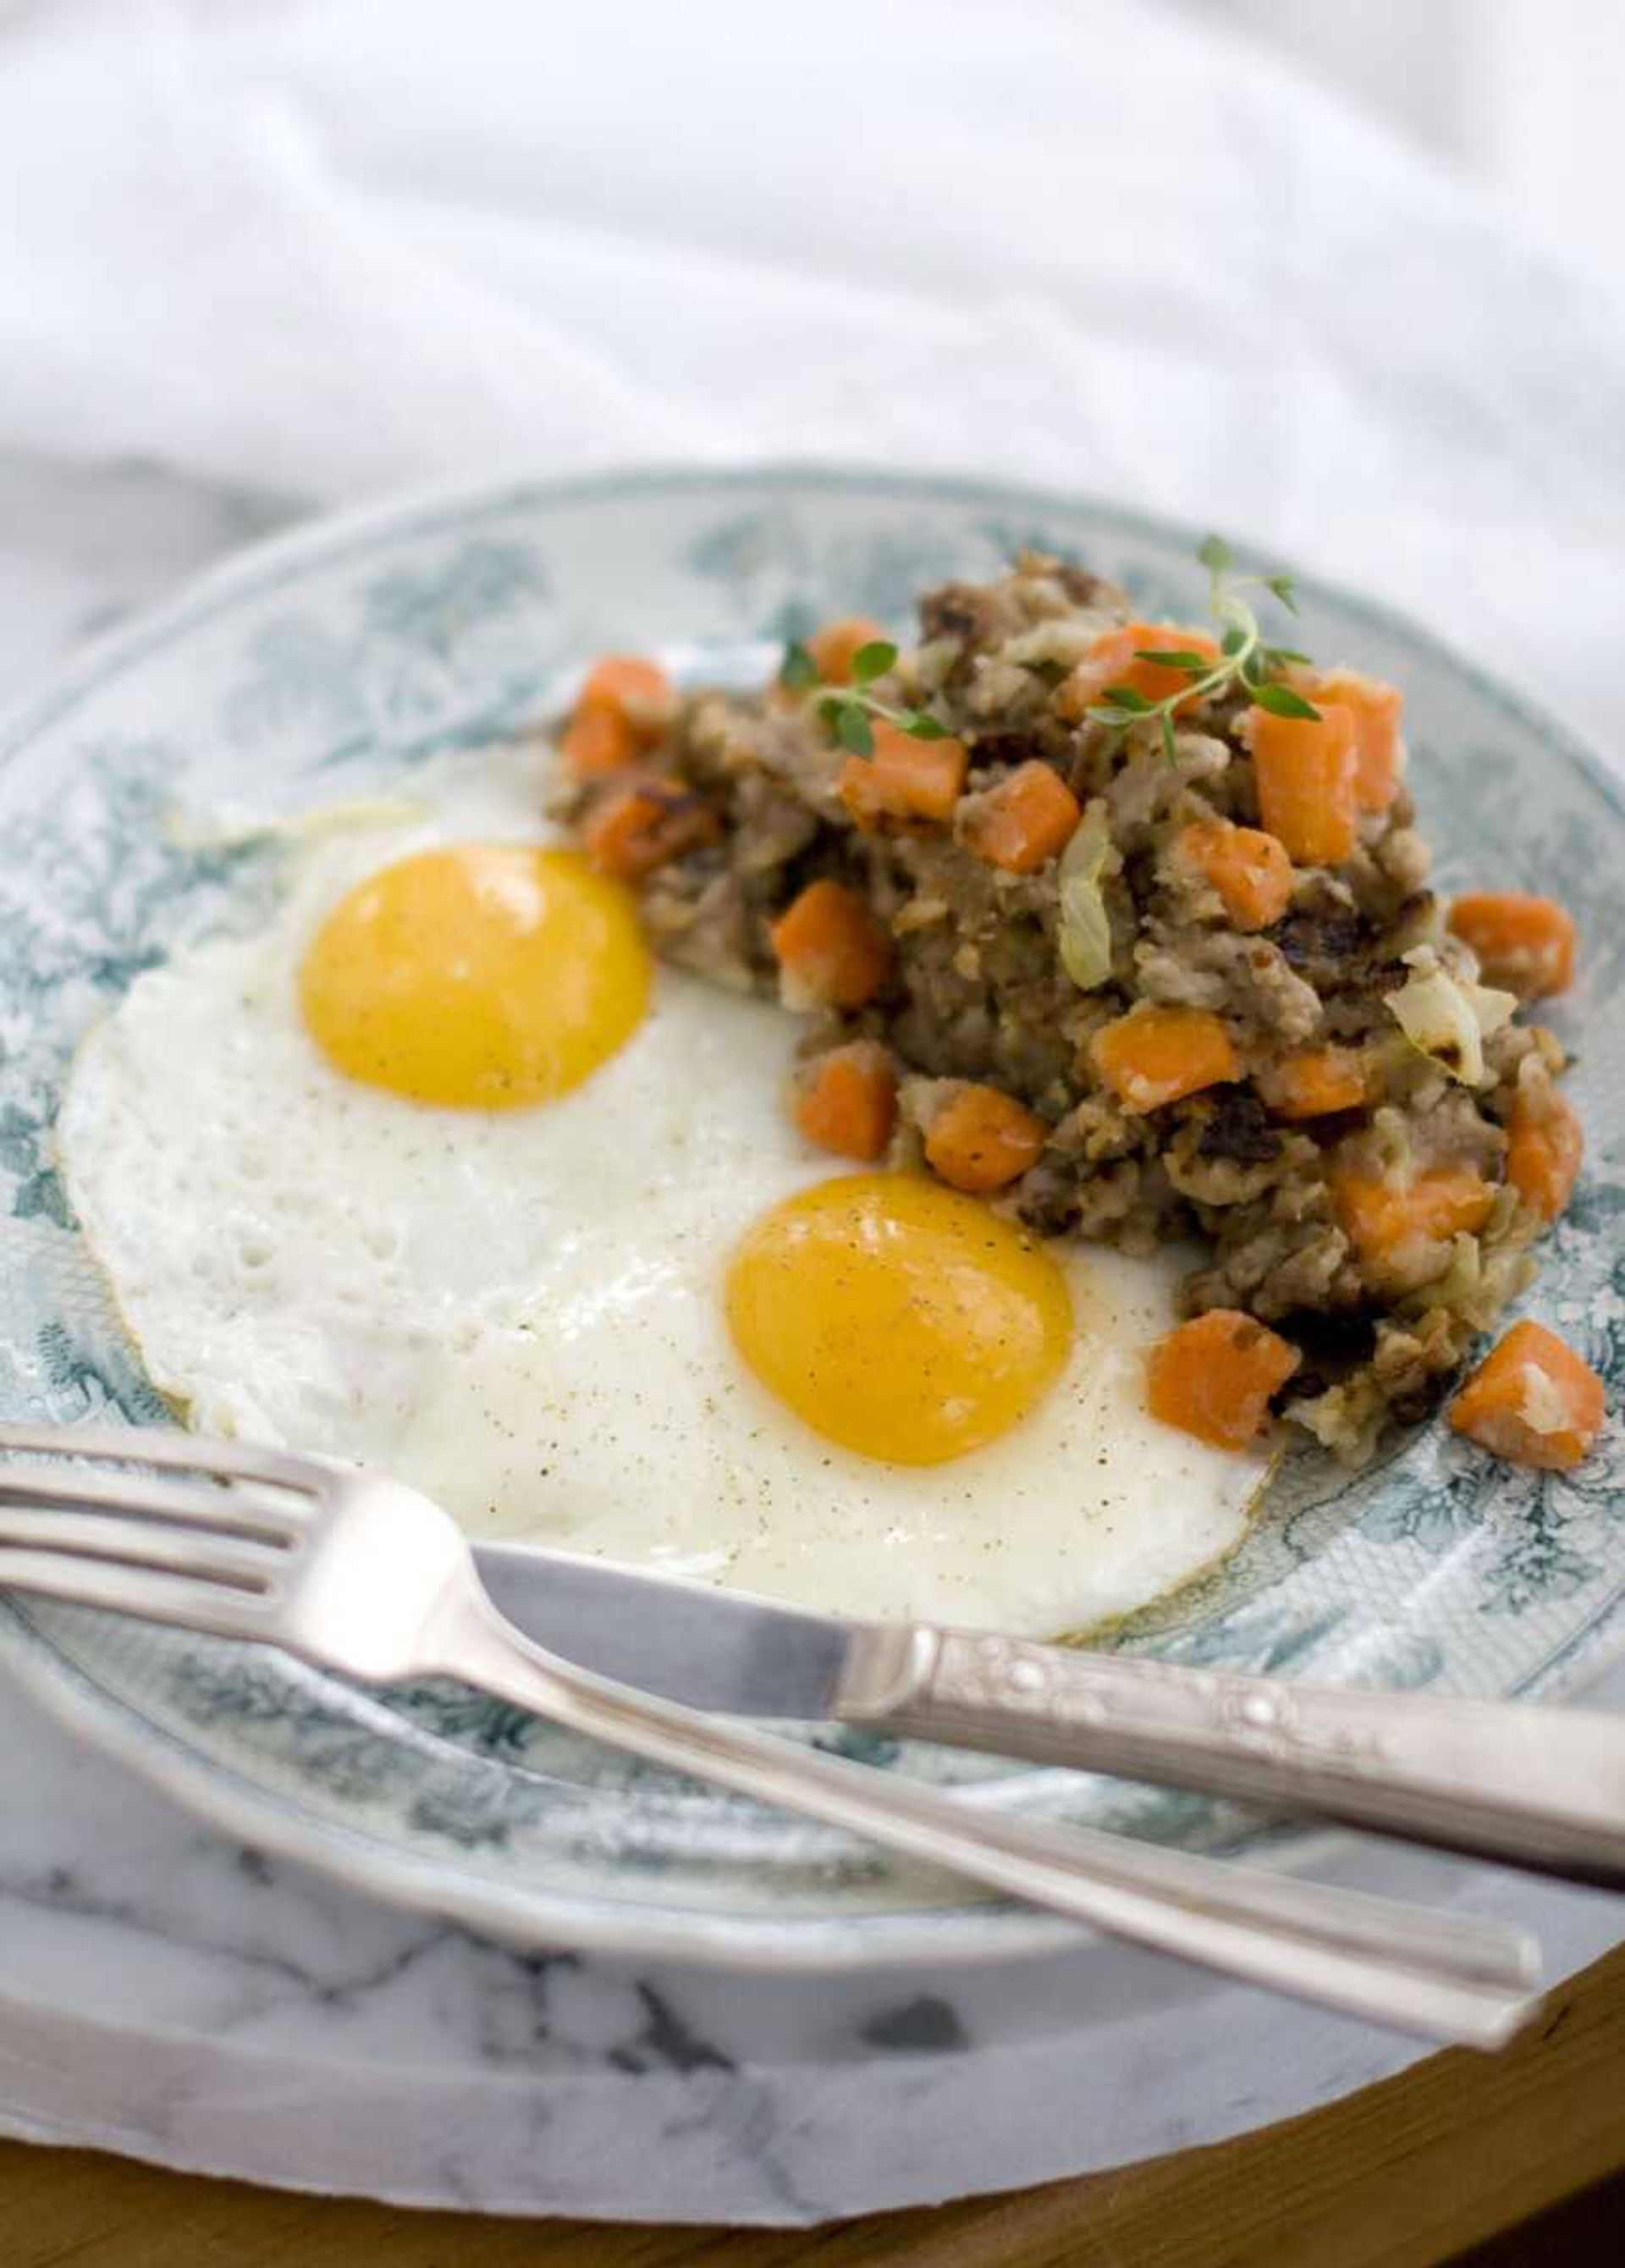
[0,457,1619,1972]
[4,457,1623,835]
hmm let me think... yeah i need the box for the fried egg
[58,745,1269,1636]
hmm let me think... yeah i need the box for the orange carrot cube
[1147,1310,1299,1450]
[1248,702,1359,868]
[581,772,716,882]
[1448,893,1576,1001]
[806,617,888,687]
[923,1084,1049,1194]
[961,761,1082,874]
[1506,1090,1583,1223]
[1058,622,1220,722]
[769,880,892,1010]
[1449,1320,1604,1471]
[1330,1165,1494,1289]
[576,655,673,742]
[1258,1048,1369,1120]
[1174,818,1294,931]
[1090,1007,1238,1114]
[1293,670,1403,812]
[839,720,967,830]
[791,1043,898,1162]
[562,704,638,779]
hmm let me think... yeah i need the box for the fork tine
[0,1462,305,1542]
[0,1547,278,1640]
[0,1508,287,1589]
[0,1422,325,1495]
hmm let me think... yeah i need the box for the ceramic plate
[0,466,1620,1967]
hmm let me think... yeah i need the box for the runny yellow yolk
[299,844,651,1108]
[725,1173,1073,1465]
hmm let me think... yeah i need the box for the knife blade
[474,1537,885,1717]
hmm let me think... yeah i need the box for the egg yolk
[725,1173,1072,1465]
[299,844,650,1109]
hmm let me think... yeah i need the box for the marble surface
[0,457,1621,2226]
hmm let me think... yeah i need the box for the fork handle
[438,1592,1539,2049]
[839,1629,1625,1884]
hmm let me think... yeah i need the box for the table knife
[475,1539,1625,1885]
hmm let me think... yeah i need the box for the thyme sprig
[779,637,948,758]
[1087,535,1319,761]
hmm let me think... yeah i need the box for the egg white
[58,745,1269,1636]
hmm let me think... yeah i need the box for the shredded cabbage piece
[1368,1103,1415,1178]
[1385,947,1517,1088]
[1436,1240,1534,1331]
[1413,1233,1481,1314]
[1057,799,1115,991]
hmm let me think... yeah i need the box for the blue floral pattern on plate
[0,468,1618,1965]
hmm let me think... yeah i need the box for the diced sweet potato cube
[839,721,968,830]
[1448,893,1576,1000]
[1506,1089,1583,1223]
[1330,1165,1494,1290]
[581,771,718,882]
[1258,1048,1369,1121]
[1090,1007,1238,1114]
[791,1042,897,1162]
[1449,1321,1604,1471]
[769,880,891,1010]
[562,704,638,779]
[1147,1310,1300,1451]
[1058,622,1220,721]
[961,761,1082,874]
[924,1084,1049,1194]
[576,655,673,744]
[807,617,888,687]
[564,655,674,774]
[1249,702,1359,867]
[1174,818,1294,931]
[1294,670,1403,812]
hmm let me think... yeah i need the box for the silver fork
[0,1421,1541,2047]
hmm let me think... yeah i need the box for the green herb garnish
[835,701,875,755]
[1086,538,1317,751]
[850,640,897,686]
[779,635,950,752]
[1250,680,1322,720]
[778,641,820,691]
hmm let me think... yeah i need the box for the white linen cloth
[0,0,1622,754]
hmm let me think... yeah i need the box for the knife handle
[846,1626,1625,1884]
